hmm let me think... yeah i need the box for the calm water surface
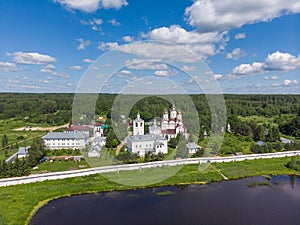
[29,175,300,225]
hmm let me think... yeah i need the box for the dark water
[29,175,300,225]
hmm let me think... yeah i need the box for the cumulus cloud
[44,64,56,69]
[283,79,298,86]
[108,18,121,26]
[226,48,247,60]
[232,51,300,75]
[69,65,82,70]
[181,65,196,72]
[101,0,128,9]
[80,18,103,31]
[154,70,169,77]
[235,33,246,39]
[40,67,69,78]
[120,70,131,75]
[149,25,224,44]
[76,38,91,50]
[211,74,223,81]
[265,51,300,71]
[125,59,169,70]
[97,42,119,51]
[54,0,128,13]
[11,52,56,64]
[122,36,134,42]
[184,0,300,32]
[117,25,229,61]
[118,41,202,62]
[264,75,279,80]
[0,61,19,72]
[83,58,94,63]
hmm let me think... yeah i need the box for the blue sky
[0,0,300,94]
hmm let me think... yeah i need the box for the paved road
[1,150,300,187]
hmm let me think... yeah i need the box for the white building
[186,142,202,154]
[148,118,161,135]
[17,146,30,158]
[133,112,144,136]
[127,134,168,157]
[94,122,104,137]
[88,144,101,157]
[42,132,89,150]
[161,105,186,140]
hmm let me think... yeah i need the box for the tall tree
[2,135,8,149]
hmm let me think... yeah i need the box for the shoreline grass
[0,157,300,225]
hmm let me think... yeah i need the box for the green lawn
[1,157,300,225]
[31,159,90,174]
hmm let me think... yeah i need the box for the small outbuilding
[17,146,30,158]
[186,142,202,154]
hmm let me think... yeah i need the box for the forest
[0,93,299,136]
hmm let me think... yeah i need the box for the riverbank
[0,156,300,225]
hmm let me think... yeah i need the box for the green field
[31,159,90,174]
[0,119,49,161]
[0,157,300,225]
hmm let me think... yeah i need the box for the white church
[127,106,187,157]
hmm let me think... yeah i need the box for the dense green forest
[1,93,299,120]
[0,93,299,138]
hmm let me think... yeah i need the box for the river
[29,175,300,225]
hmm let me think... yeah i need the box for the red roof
[94,122,102,127]
[161,129,176,135]
[66,125,89,132]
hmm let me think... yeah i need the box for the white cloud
[40,67,69,78]
[148,25,228,60]
[184,0,300,32]
[265,51,300,71]
[97,42,119,51]
[122,36,134,42]
[102,0,128,9]
[93,18,103,25]
[226,48,247,60]
[120,70,131,75]
[125,59,169,70]
[76,38,91,50]
[83,58,94,63]
[211,74,223,81]
[232,51,300,75]
[40,68,54,73]
[264,75,279,80]
[118,42,197,62]
[51,71,70,78]
[181,65,196,72]
[108,18,121,26]
[12,52,56,64]
[235,33,246,39]
[149,25,224,44]
[44,64,56,69]
[283,79,298,86]
[80,18,103,31]
[118,26,228,62]
[54,0,128,13]
[0,61,19,72]
[232,62,264,75]
[69,65,82,70]
[154,70,168,77]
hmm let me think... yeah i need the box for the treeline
[225,94,300,117]
[0,93,300,127]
